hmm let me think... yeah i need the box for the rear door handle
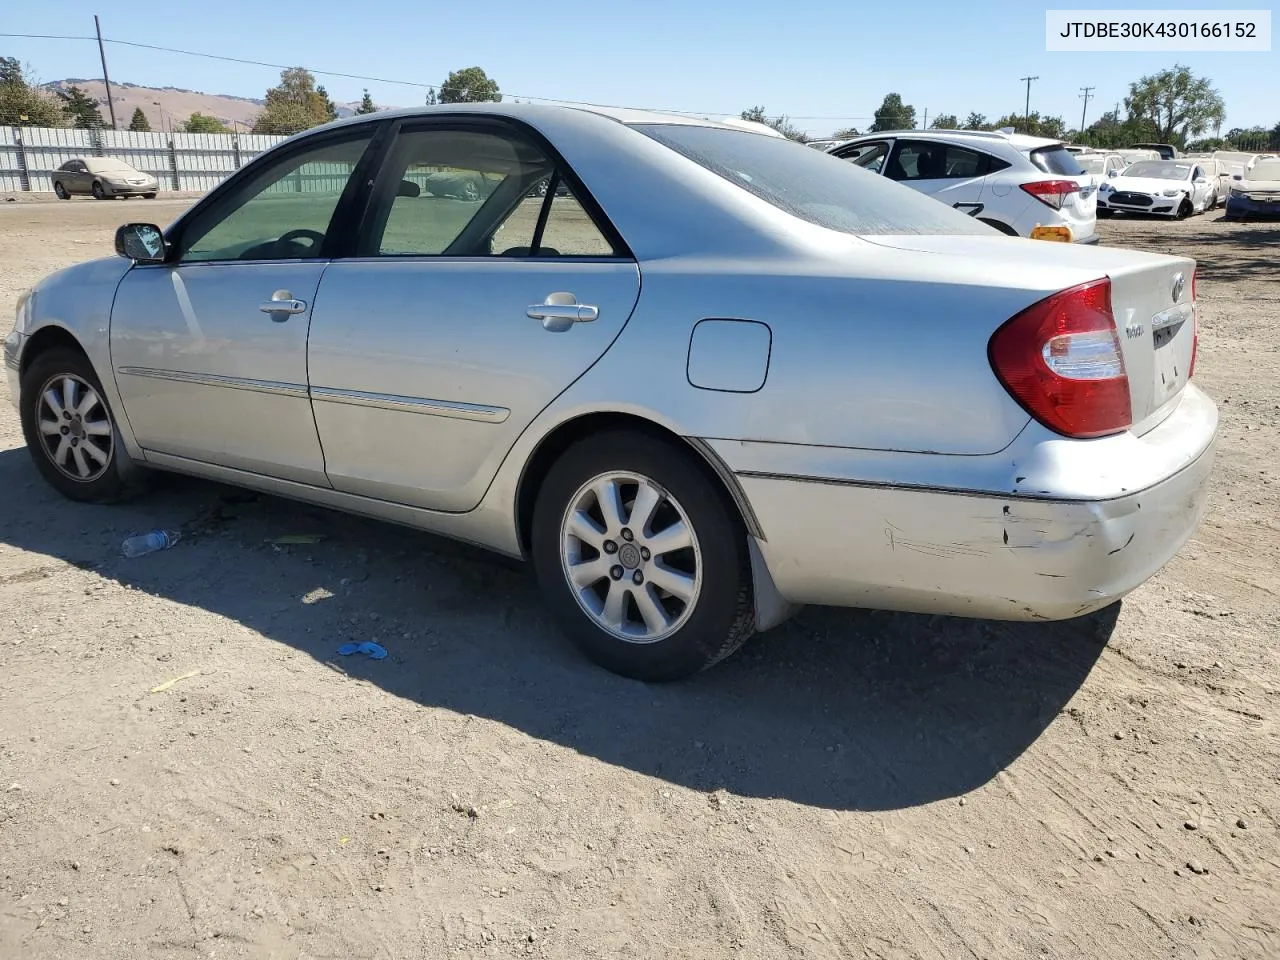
[528,294,598,332]
[260,291,307,319]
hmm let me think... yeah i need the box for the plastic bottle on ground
[121,529,181,558]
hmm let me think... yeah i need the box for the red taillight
[988,278,1132,439]
[1020,179,1081,210]
[1189,268,1199,379]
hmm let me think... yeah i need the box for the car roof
[834,128,1063,153]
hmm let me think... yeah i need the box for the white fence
[0,126,290,194]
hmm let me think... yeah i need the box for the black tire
[144,192,157,199]
[1177,198,1192,219]
[91,181,106,200]
[19,347,136,503]
[1096,208,1114,219]
[977,217,1019,236]
[531,430,755,682]
[53,181,69,200]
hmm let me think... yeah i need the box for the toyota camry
[5,104,1217,681]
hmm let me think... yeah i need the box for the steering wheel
[276,228,326,255]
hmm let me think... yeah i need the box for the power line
[2,30,945,123]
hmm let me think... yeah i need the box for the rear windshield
[632,123,996,236]
[1029,146,1085,176]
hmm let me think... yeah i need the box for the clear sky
[3,0,1276,136]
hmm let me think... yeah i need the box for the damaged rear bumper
[710,385,1218,622]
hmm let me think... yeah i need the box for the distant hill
[40,79,381,131]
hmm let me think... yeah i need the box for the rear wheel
[91,181,106,200]
[20,348,134,503]
[1096,208,1114,219]
[53,181,69,200]
[531,430,755,681]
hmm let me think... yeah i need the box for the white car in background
[1118,149,1161,165]
[1097,159,1218,219]
[1076,151,1127,179]
[827,129,1099,243]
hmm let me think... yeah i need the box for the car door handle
[527,304,598,322]
[259,293,307,318]
[527,294,598,332]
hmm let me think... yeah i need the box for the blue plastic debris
[336,641,388,660]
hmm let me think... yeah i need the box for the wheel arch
[19,324,90,377]
[513,410,765,558]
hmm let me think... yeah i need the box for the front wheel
[1176,198,1193,219]
[91,181,106,200]
[1096,208,1114,219]
[531,430,755,681]
[20,348,134,503]
[144,192,157,199]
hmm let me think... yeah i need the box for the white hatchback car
[827,129,1099,244]
[1097,159,1218,219]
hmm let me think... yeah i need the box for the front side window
[634,123,995,237]
[179,133,374,263]
[834,141,890,174]
[366,127,619,258]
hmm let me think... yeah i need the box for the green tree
[870,93,915,132]
[128,107,151,132]
[831,126,860,139]
[183,112,230,134]
[425,87,438,105]
[930,113,959,129]
[963,112,989,130]
[61,85,104,129]
[739,105,809,142]
[316,84,338,121]
[1124,64,1225,147]
[438,66,501,104]
[253,67,331,135]
[992,112,1067,140]
[0,56,65,126]
[355,89,377,115]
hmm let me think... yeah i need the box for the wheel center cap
[69,420,86,440]
[617,543,641,569]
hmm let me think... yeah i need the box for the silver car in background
[5,104,1217,681]
[52,157,160,200]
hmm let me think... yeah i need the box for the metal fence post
[15,127,31,192]
[168,134,180,191]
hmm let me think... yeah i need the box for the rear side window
[634,123,995,237]
[1029,146,1086,176]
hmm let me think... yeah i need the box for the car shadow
[1105,218,1280,285]
[0,446,1116,812]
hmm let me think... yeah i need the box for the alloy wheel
[559,471,703,643]
[35,373,115,482]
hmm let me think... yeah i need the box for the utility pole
[1020,75,1039,124]
[94,16,118,130]
[922,108,928,130]
[1079,85,1095,134]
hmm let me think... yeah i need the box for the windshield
[1123,161,1191,180]
[1077,156,1106,174]
[85,158,139,174]
[1246,159,1280,180]
[632,124,995,236]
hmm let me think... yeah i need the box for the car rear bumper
[725,386,1218,622]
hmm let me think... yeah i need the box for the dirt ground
[0,197,1277,960]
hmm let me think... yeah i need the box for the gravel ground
[1,198,1277,960]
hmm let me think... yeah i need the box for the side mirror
[1232,174,1243,180]
[115,223,166,263]
[1107,169,1118,177]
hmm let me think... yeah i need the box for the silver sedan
[4,104,1217,681]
